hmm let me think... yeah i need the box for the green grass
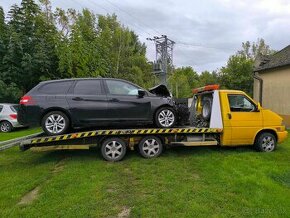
[0,132,289,217]
[0,127,42,142]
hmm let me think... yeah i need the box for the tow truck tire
[155,107,176,128]
[202,99,212,121]
[138,136,163,158]
[254,132,276,152]
[101,138,127,162]
[41,111,70,136]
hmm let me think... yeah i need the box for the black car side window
[0,105,3,113]
[106,80,139,95]
[74,80,102,95]
[38,81,73,94]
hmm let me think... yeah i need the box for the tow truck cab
[191,85,288,147]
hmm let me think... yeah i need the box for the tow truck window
[228,95,256,112]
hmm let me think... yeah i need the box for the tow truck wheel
[101,138,127,162]
[255,132,277,152]
[138,136,163,158]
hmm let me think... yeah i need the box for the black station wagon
[18,78,176,135]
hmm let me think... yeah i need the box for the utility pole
[147,35,175,85]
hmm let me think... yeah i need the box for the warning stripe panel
[30,128,222,144]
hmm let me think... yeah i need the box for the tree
[168,67,199,98]
[2,0,61,95]
[198,71,219,87]
[219,39,273,95]
[56,12,153,86]
[219,55,254,94]
[238,38,275,60]
[0,80,22,103]
[0,7,8,74]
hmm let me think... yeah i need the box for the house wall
[253,66,290,127]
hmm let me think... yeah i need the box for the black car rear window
[73,80,102,95]
[38,81,73,94]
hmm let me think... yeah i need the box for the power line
[175,41,236,52]
[85,0,155,37]
[72,0,236,61]
[75,0,227,52]
[103,0,162,36]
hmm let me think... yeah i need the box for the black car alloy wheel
[41,111,69,135]
[155,107,175,128]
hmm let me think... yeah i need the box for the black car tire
[0,121,13,132]
[138,136,163,158]
[254,132,276,152]
[101,137,127,162]
[155,107,176,128]
[41,111,70,136]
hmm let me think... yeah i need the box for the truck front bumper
[277,130,288,143]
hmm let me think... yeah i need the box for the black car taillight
[20,95,35,105]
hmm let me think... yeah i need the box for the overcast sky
[1,0,290,72]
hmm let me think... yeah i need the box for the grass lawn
[0,127,42,142]
[0,132,289,217]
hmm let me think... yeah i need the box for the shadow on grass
[27,145,256,165]
[166,145,255,155]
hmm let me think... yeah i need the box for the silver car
[0,104,23,132]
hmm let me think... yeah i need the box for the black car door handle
[110,98,120,102]
[72,97,83,101]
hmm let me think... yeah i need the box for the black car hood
[149,84,171,97]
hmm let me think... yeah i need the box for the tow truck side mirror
[256,102,261,112]
[138,89,146,98]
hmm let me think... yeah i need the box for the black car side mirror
[138,89,146,98]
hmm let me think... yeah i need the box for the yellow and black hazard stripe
[30,128,222,144]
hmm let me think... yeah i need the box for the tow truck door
[225,93,263,145]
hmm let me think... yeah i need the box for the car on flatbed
[18,78,176,136]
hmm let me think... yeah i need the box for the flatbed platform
[21,127,222,145]
[19,127,222,161]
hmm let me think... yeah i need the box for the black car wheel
[0,121,13,132]
[101,137,127,162]
[155,107,176,128]
[41,111,70,136]
[138,136,163,158]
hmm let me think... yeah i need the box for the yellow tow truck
[20,85,288,161]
